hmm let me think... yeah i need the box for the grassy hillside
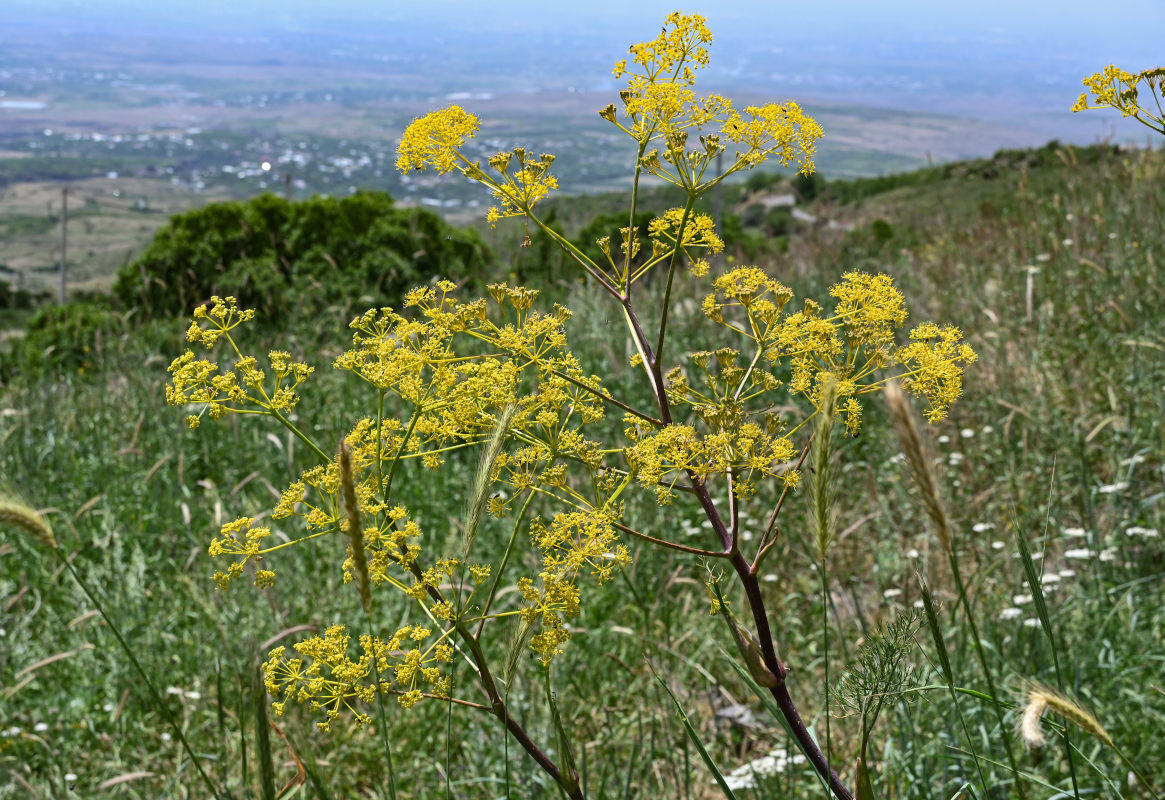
[1,143,1162,799]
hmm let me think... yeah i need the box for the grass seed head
[1020,686,1113,749]
[884,381,952,553]
[0,498,57,550]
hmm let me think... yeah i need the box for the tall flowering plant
[168,14,974,799]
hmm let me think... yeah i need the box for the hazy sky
[12,0,1164,53]
[6,0,1163,133]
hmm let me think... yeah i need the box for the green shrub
[112,191,492,323]
[3,299,125,383]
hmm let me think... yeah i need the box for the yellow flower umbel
[605,13,822,196]
[395,105,480,174]
[167,296,314,429]
[396,107,560,228]
[1073,65,1165,135]
[263,624,455,730]
[699,267,975,435]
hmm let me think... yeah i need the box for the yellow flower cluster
[178,279,636,727]
[395,105,480,174]
[520,510,631,664]
[600,14,822,195]
[628,421,797,503]
[700,267,975,433]
[613,12,713,89]
[207,517,274,589]
[647,208,723,277]
[395,14,820,293]
[829,271,907,351]
[263,623,454,730]
[394,106,561,228]
[166,296,313,428]
[1073,65,1165,134]
[893,323,978,422]
[721,102,824,174]
[484,149,559,227]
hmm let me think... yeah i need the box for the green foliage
[792,171,824,201]
[2,299,126,383]
[834,611,922,755]
[0,273,39,310]
[112,191,492,322]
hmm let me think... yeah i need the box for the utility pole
[59,186,68,304]
[284,171,292,201]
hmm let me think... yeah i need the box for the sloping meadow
[1,82,1162,800]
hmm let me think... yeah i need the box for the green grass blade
[917,577,991,797]
[653,670,740,800]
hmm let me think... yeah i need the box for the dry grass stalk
[338,441,371,613]
[463,404,517,559]
[884,382,952,554]
[810,376,839,560]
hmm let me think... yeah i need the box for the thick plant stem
[735,550,854,800]
[629,256,853,799]
[688,478,853,800]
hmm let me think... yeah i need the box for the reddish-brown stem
[456,623,583,799]
[752,442,814,571]
[548,368,662,426]
[683,477,852,799]
[732,551,854,800]
[613,521,728,558]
